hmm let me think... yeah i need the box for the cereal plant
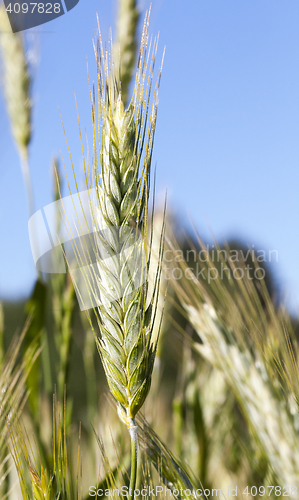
[0,1,298,499]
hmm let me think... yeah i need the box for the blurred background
[0,0,298,312]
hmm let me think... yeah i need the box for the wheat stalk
[60,12,164,499]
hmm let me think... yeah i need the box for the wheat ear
[61,13,164,499]
[83,9,164,425]
[0,4,36,224]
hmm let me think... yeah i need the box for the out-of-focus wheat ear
[168,232,299,485]
[114,0,139,107]
[0,4,31,157]
[0,4,34,218]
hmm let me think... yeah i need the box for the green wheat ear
[61,11,164,497]
[62,10,164,429]
[95,96,161,429]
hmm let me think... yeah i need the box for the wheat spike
[61,8,164,437]
[60,14,164,497]
[86,13,164,433]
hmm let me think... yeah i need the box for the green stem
[20,153,34,218]
[128,424,138,500]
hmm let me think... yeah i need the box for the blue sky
[0,0,299,313]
